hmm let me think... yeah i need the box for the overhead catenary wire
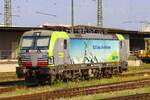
[36,11,56,17]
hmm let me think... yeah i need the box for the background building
[0,25,149,60]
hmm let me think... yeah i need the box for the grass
[0,72,16,77]
[67,85,150,100]
[128,63,150,70]
[124,63,150,74]
[0,78,22,82]
[0,72,17,82]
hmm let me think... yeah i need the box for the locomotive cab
[20,33,51,67]
[16,30,69,83]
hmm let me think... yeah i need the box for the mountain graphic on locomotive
[16,30,128,84]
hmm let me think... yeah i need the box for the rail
[104,93,150,100]
[0,78,150,100]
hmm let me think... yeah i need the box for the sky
[0,0,150,30]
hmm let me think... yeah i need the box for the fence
[130,50,139,56]
[0,50,17,60]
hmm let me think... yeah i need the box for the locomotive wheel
[60,71,69,82]
[119,67,123,73]
[24,70,39,86]
[84,75,90,80]
[102,68,112,78]
[71,70,82,82]
[25,75,39,86]
[93,69,102,79]
[113,68,119,75]
[74,74,81,82]
[96,72,102,79]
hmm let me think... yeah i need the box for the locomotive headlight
[48,56,54,64]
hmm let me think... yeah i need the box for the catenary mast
[97,0,103,27]
[4,0,12,27]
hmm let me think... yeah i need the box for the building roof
[0,26,43,31]
[43,25,145,34]
[0,25,150,34]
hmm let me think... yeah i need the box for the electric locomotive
[16,30,128,84]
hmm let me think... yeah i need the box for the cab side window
[64,40,67,49]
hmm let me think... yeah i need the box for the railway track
[0,80,25,86]
[102,93,150,100]
[0,78,150,100]
[0,76,17,80]
[0,71,149,94]
[0,80,25,93]
[0,86,16,94]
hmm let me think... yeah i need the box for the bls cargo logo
[112,56,119,60]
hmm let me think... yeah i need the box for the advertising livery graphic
[69,39,120,64]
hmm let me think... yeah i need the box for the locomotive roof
[69,33,118,40]
[22,30,122,40]
[23,30,52,36]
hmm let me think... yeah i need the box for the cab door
[54,39,69,65]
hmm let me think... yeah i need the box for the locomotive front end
[16,30,53,84]
[19,33,51,68]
